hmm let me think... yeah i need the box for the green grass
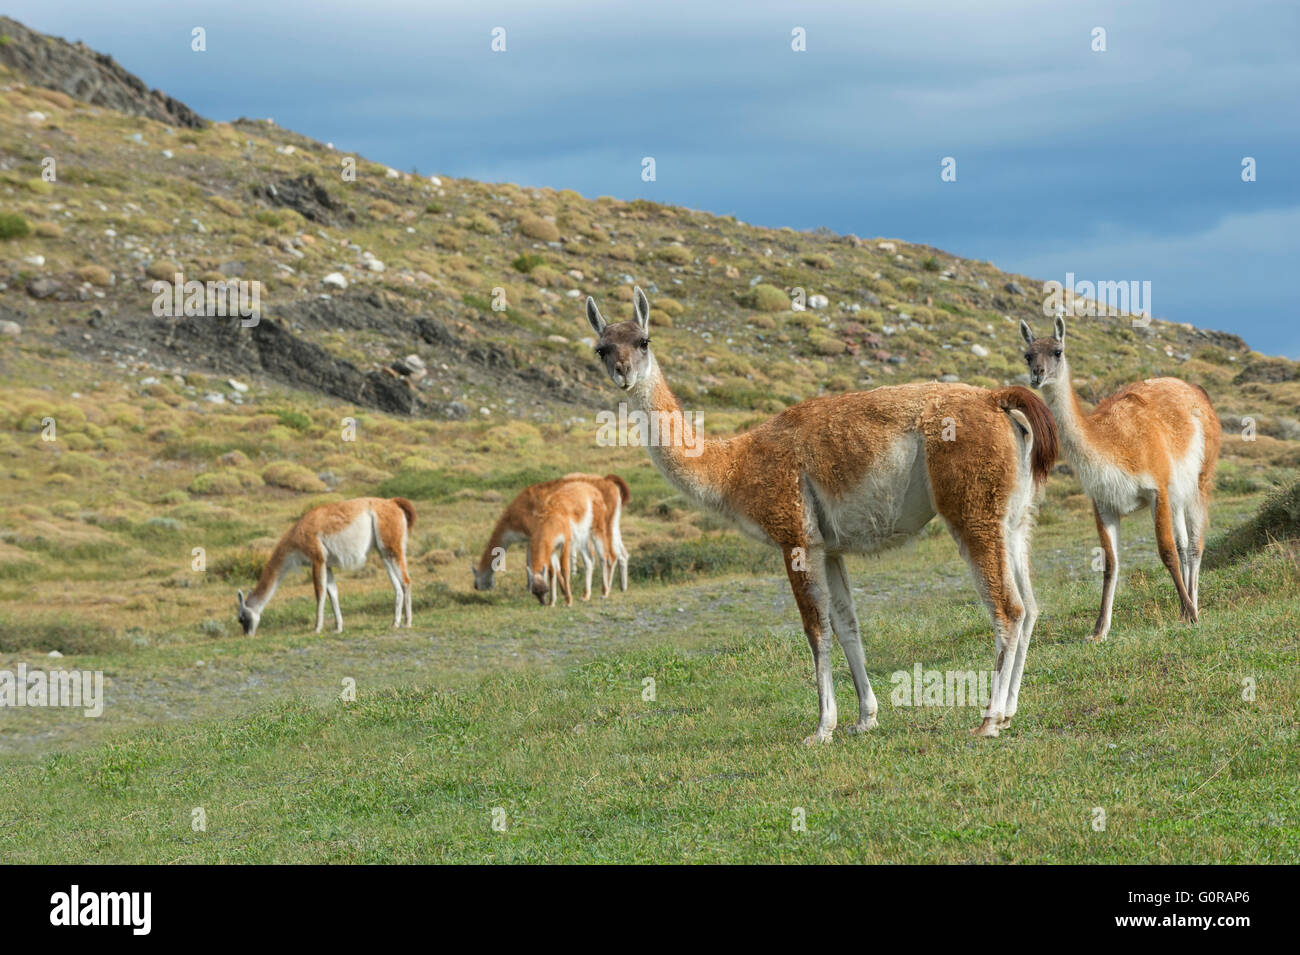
[2,521,1295,862]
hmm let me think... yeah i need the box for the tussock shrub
[76,265,113,286]
[1206,478,1300,567]
[208,195,243,217]
[0,213,31,240]
[146,260,182,281]
[434,229,465,251]
[802,253,833,270]
[261,462,327,493]
[656,246,692,265]
[210,547,268,582]
[739,283,789,312]
[518,214,560,242]
[190,469,264,495]
[512,253,546,273]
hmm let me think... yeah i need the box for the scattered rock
[1004,281,1026,296]
[26,277,61,299]
[970,344,989,358]
[0,320,21,336]
[321,272,348,289]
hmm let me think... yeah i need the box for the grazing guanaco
[472,476,624,597]
[525,481,614,606]
[1020,316,1221,640]
[587,287,1058,741]
[563,472,632,591]
[236,497,415,635]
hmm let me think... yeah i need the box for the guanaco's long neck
[629,354,735,508]
[479,511,525,572]
[249,540,295,610]
[1041,358,1095,462]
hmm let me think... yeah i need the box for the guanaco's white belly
[812,433,936,554]
[320,512,375,571]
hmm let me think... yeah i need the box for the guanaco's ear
[1053,315,1066,343]
[236,589,245,610]
[1019,320,1034,346]
[632,286,650,332]
[585,296,606,335]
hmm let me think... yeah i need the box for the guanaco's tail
[990,386,1058,486]
[603,473,631,504]
[390,497,417,530]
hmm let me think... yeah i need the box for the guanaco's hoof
[970,717,1001,738]
[803,729,834,746]
[845,716,878,735]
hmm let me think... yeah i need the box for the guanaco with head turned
[587,287,1058,742]
[237,497,415,635]
[1020,316,1220,640]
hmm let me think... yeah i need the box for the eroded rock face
[0,16,205,128]
[251,173,350,226]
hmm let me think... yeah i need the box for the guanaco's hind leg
[325,567,342,632]
[1187,489,1209,613]
[824,554,878,733]
[1000,522,1038,729]
[950,527,1025,738]
[579,541,594,601]
[311,558,328,634]
[376,511,412,627]
[560,540,574,606]
[1153,490,1197,623]
[783,543,837,745]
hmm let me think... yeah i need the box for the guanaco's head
[470,562,494,591]
[526,565,550,605]
[1019,316,1067,389]
[235,589,260,636]
[586,286,653,391]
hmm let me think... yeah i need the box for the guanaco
[236,497,415,635]
[1020,316,1220,640]
[525,481,615,606]
[562,472,631,591]
[472,476,623,597]
[587,287,1058,741]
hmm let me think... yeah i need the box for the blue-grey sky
[10,0,1299,355]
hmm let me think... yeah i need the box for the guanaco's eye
[1024,353,1032,362]
[1053,349,1062,358]
[638,338,650,350]
[595,345,609,358]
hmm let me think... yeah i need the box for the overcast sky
[10,0,1299,355]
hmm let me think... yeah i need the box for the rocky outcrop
[0,16,204,128]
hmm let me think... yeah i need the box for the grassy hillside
[1,533,1295,863]
[1,20,1297,864]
